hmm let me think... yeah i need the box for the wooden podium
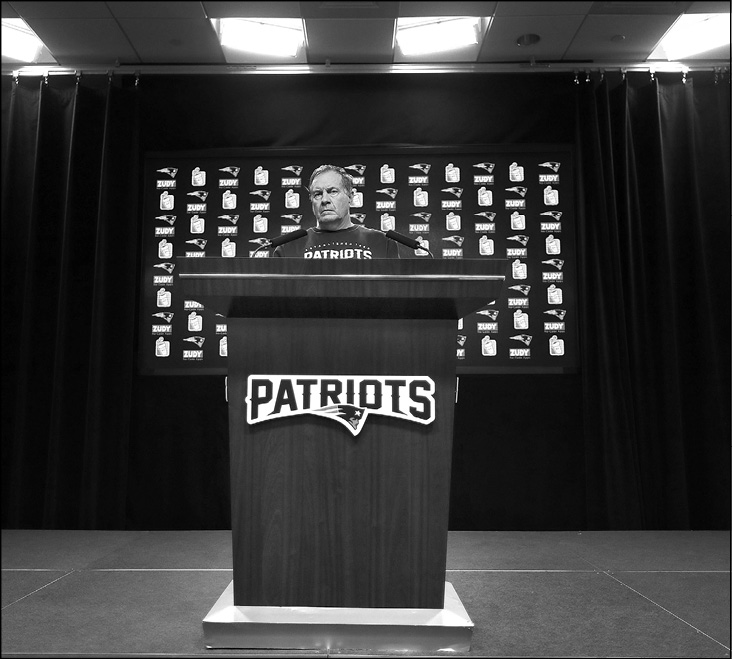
[177,257,508,651]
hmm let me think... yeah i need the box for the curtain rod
[3,62,730,77]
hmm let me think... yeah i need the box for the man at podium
[273,164,402,259]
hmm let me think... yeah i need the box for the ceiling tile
[8,1,112,19]
[23,18,140,65]
[304,18,396,63]
[117,18,226,64]
[2,2,20,18]
[300,1,399,19]
[397,1,497,17]
[106,2,206,19]
[478,14,587,62]
[588,1,691,15]
[564,14,679,61]
[686,1,732,11]
[202,2,303,18]
[495,1,593,16]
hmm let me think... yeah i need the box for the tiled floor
[2,530,729,657]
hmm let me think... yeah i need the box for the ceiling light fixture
[214,18,305,58]
[516,34,541,47]
[2,19,44,63]
[396,17,482,56]
[653,13,730,60]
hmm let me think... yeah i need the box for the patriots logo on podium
[246,375,435,437]
[311,405,369,436]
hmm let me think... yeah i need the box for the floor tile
[447,531,592,571]
[448,570,729,657]
[1,570,71,608]
[610,571,731,648]
[85,530,233,569]
[1,530,145,570]
[564,531,731,571]
[1,569,233,656]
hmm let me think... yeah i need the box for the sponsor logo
[246,375,435,436]
[539,161,561,172]
[282,165,304,176]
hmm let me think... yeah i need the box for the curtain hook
[681,70,687,84]
[135,71,140,87]
[621,68,626,81]
[649,69,655,82]
[600,69,605,83]
[585,70,591,84]
[573,70,579,85]
[43,73,49,86]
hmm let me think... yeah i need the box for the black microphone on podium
[384,229,434,258]
[252,228,308,256]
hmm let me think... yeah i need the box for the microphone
[252,228,308,256]
[384,229,434,258]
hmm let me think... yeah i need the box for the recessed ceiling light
[2,18,45,63]
[213,18,305,58]
[396,17,484,56]
[652,13,730,60]
[516,34,541,47]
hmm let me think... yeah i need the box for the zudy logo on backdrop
[245,375,436,436]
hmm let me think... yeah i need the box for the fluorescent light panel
[653,13,730,60]
[396,17,483,56]
[2,18,45,62]
[215,18,305,58]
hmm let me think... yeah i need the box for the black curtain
[1,71,729,530]
[574,72,730,529]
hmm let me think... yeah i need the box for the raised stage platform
[2,530,729,657]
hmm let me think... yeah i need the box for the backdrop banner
[139,146,577,375]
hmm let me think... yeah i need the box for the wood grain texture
[228,318,455,608]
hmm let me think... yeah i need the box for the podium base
[202,581,473,652]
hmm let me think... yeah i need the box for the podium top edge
[179,273,505,281]
[175,257,511,278]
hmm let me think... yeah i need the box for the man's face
[310,170,352,229]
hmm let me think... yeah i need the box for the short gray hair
[308,164,354,196]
